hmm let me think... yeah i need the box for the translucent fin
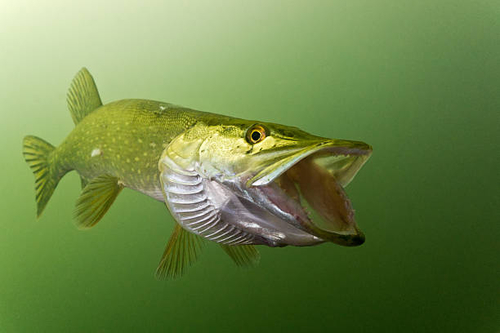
[67,67,102,125]
[74,175,123,229]
[220,244,260,268]
[80,176,88,189]
[22,135,61,218]
[155,224,204,280]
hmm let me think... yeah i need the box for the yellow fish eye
[246,125,267,144]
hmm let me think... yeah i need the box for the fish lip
[247,139,372,187]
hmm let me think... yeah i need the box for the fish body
[57,99,211,200]
[23,68,372,278]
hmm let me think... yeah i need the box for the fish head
[160,118,372,247]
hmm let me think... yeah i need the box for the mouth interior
[270,149,369,244]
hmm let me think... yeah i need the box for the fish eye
[246,125,267,144]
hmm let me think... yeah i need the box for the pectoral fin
[155,224,204,279]
[74,175,123,229]
[220,244,260,268]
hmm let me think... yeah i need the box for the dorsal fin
[67,68,102,124]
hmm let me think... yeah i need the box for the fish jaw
[247,139,372,187]
[243,139,372,246]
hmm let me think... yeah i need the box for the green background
[1,1,498,332]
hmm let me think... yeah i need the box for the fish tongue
[287,156,356,233]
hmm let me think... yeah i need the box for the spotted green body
[22,68,270,278]
[23,68,372,279]
[57,99,210,198]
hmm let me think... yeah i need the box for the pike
[23,68,372,278]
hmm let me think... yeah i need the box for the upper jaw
[247,138,372,187]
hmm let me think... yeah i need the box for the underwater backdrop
[1,0,498,332]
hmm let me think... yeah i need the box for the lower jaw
[300,220,365,246]
[255,181,365,247]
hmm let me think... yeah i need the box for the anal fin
[74,175,123,229]
[155,224,204,279]
[220,244,260,268]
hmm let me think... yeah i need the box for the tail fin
[23,135,62,218]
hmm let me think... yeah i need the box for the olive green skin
[54,98,299,197]
[54,99,204,195]
[40,96,372,248]
[53,97,368,201]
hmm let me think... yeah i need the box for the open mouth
[249,141,372,246]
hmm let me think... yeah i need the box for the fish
[22,68,372,279]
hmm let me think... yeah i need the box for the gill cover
[159,125,257,245]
